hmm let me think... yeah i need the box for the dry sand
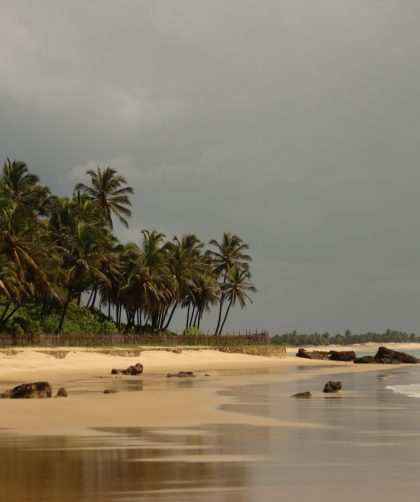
[0,348,407,435]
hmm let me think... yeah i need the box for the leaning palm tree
[74,166,134,229]
[217,267,256,335]
[207,232,252,335]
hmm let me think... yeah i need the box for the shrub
[183,327,204,336]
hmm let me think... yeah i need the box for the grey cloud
[1,0,420,333]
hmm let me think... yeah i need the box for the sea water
[384,350,420,398]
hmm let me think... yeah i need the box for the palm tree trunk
[2,304,21,324]
[214,270,228,335]
[163,302,177,330]
[218,299,232,336]
[1,303,10,321]
[186,303,190,330]
[197,309,203,329]
[193,308,200,327]
[86,288,95,308]
[57,292,72,334]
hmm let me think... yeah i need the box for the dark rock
[375,346,419,364]
[204,374,211,377]
[55,387,68,397]
[166,371,196,378]
[354,356,377,364]
[328,350,356,362]
[296,348,330,360]
[103,389,118,394]
[292,391,312,398]
[323,381,342,393]
[1,382,52,399]
[354,347,420,364]
[111,362,143,375]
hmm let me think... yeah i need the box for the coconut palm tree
[217,267,256,335]
[74,166,134,229]
[1,158,51,212]
[208,233,252,335]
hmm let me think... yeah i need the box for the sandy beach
[0,346,410,435]
[1,346,420,501]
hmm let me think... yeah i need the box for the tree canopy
[0,159,256,336]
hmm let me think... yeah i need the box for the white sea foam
[386,384,420,398]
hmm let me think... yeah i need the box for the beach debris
[103,389,118,394]
[354,347,420,364]
[172,348,182,354]
[55,387,68,397]
[166,371,196,378]
[323,381,342,393]
[204,374,211,377]
[0,381,52,399]
[292,391,312,398]
[297,348,356,361]
[111,362,143,375]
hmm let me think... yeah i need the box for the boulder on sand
[111,362,143,375]
[55,387,68,397]
[328,350,356,362]
[354,347,419,364]
[296,348,330,360]
[323,381,342,393]
[1,382,52,399]
[375,346,419,364]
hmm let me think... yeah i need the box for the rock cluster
[111,362,143,375]
[354,347,419,364]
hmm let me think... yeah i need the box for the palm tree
[208,233,252,335]
[1,158,51,212]
[217,267,256,335]
[74,166,134,229]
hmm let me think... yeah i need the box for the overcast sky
[2,0,420,334]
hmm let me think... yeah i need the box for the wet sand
[1,349,420,501]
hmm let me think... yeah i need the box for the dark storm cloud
[2,0,420,333]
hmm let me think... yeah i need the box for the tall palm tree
[208,232,252,335]
[74,166,134,229]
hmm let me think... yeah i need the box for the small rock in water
[103,389,118,394]
[111,362,143,375]
[166,371,195,378]
[292,392,312,398]
[55,387,68,397]
[323,381,342,393]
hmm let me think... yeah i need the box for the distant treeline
[271,330,419,346]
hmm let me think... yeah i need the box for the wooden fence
[0,332,270,348]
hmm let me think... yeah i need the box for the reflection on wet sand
[1,366,420,501]
[0,424,268,501]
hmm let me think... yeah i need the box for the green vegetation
[0,159,256,336]
[271,329,419,346]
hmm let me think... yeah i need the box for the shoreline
[0,348,411,436]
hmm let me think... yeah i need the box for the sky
[1,0,420,335]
